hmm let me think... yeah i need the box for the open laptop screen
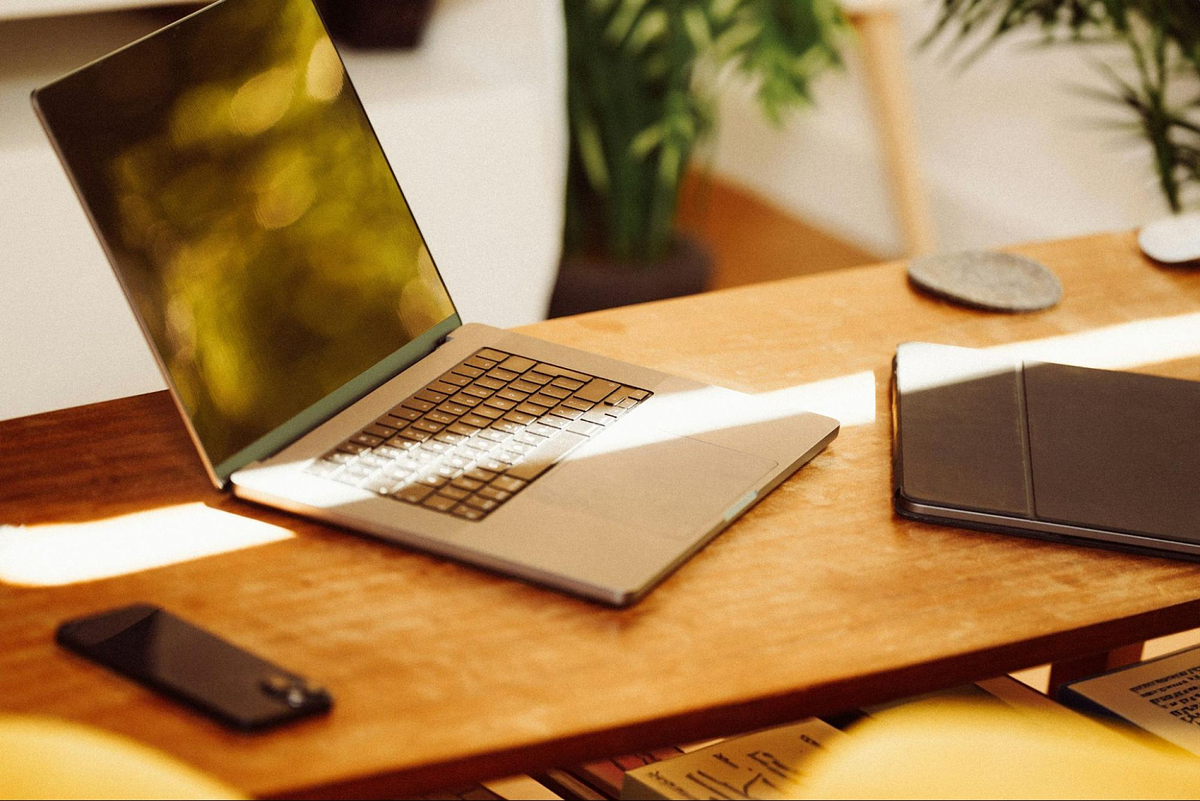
[34,0,458,483]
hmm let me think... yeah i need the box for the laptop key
[527,393,557,407]
[510,380,540,394]
[497,355,535,373]
[462,384,493,399]
[401,398,435,413]
[364,424,397,438]
[358,453,390,468]
[464,356,497,370]
[491,475,527,494]
[477,348,510,362]
[440,372,471,387]
[418,474,448,488]
[475,376,505,390]
[497,388,528,402]
[386,436,420,450]
[474,404,504,419]
[505,431,587,481]
[538,415,566,429]
[466,496,499,512]
[549,405,582,421]
[536,364,591,382]
[526,423,557,438]
[550,377,584,391]
[411,419,443,434]
[437,401,470,416]
[396,484,435,504]
[389,406,423,420]
[365,477,398,495]
[439,486,471,501]
[423,495,458,512]
[449,393,482,408]
[452,477,485,491]
[327,451,357,464]
[428,381,460,395]
[426,410,457,425]
[522,371,553,385]
[351,433,384,447]
[574,379,620,403]
[478,487,512,503]
[342,462,377,479]
[466,467,497,482]
[484,397,517,412]
[453,364,484,379]
[377,415,412,430]
[451,505,486,520]
[581,408,612,425]
[461,413,492,428]
[562,397,593,412]
[486,368,519,382]
[542,385,570,399]
[504,411,537,426]
[567,420,602,437]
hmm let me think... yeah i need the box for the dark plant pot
[548,235,713,318]
[315,0,435,49]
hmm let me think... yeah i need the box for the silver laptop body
[33,0,838,605]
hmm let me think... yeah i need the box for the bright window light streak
[241,371,878,499]
[0,503,293,587]
[986,310,1200,371]
[757,370,877,428]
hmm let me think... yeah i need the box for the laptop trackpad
[532,423,777,540]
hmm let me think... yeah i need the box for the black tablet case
[892,343,1200,547]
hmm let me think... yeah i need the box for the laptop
[32,0,839,606]
[893,342,1200,562]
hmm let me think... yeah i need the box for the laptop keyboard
[305,348,651,521]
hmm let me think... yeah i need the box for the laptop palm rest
[531,422,777,542]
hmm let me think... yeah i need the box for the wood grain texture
[3,232,1200,798]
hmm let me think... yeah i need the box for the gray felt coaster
[908,250,1062,313]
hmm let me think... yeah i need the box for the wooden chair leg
[1047,642,1145,696]
[850,8,936,257]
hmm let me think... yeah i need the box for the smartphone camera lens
[261,674,329,709]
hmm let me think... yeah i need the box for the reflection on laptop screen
[35,0,456,470]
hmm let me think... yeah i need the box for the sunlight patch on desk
[986,310,1200,371]
[901,311,1200,395]
[0,503,293,587]
[555,371,876,459]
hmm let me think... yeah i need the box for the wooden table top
[4,231,1200,798]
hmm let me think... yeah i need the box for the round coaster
[907,250,1062,313]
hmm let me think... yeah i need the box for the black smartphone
[56,604,332,731]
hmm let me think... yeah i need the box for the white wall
[710,3,1169,258]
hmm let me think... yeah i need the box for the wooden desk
[4,232,1200,798]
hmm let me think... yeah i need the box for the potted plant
[551,0,847,317]
[927,0,1200,212]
